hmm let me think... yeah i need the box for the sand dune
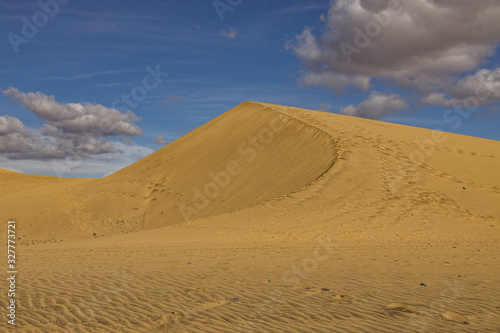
[1,102,499,332]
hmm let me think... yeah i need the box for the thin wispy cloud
[90,82,130,88]
[162,96,183,105]
[43,69,142,81]
[273,3,330,14]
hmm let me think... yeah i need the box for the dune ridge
[0,102,338,241]
[1,102,499,332]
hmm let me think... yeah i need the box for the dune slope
[0,102,337,240]
[82,101,337,230]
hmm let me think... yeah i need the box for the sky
[0,0,499,178]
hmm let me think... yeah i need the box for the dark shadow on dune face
[80,102,339,231]
[0,102,338,240]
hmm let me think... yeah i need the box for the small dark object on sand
[321,288,330,291]
[420,283,427,287]
[226,298,239,302]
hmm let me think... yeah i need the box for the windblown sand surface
[1,102,499,332]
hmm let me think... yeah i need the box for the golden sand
[1,102,499,332]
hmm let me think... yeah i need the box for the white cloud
[288,0,500,93]
[0,141,154,178]
[0,115,65,160]
[1,87,143,160]
[219,28,237,39]
[153,134,168,145]
[3,87,141,136]
[422,68,500,107]
[421,93,455,107]
[451,68,500,105]
[340,91,409,119]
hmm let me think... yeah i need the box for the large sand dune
[1,102,499,332]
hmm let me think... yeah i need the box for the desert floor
[1,102,499,332]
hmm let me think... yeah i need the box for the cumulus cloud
[1,87,143,160]
[3,87,141,136]
[340,91,409,119]
[219,28,237,39]
[0,142,154,178]
[421,93,454,107]
[153,134,168,145]
[288,0,500,95]
[453,69,500,102]
[0,115,64,160]
[422,68,500,107]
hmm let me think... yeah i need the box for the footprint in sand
[161,311,184,325]
[294,286,324,296]
[333,294,348,300]
[156,311,188,332]
[442,310,469,324]
[192,300,229,312]
[198,274,212,278]
[297,286,350,301]
[184,287,205,293]
[386,303,416,313]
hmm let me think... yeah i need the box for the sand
[0,101,499,332]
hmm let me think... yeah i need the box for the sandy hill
[1,101,498,242]
[0,101,499,332]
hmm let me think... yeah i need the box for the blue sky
[0,0,499,177]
